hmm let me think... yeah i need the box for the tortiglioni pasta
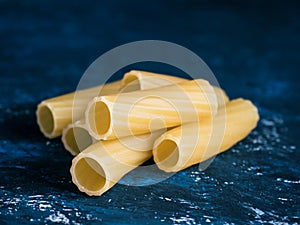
[153,98,259,172]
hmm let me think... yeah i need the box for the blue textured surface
[0,1,299,224]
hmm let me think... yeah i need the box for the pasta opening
[38,105,54,135]
[65,127,93,154]
[122,74,141,92]
[94,101,111,136]
[155,139,179,168]
[75,158,107,191]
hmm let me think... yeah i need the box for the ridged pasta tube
[121,70,229,106]
[153,98,259,172]
[120,70,187,92]
[36,81,121,138]
[86,79,218,140]
[62,119,96,156]
[70,130,164,196]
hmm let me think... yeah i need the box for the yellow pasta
[70,130,164,196]
[62,119,96,156]
[36,80,121,138]
[121,70,229,105]
[153,98,259,172]
[120,70,187,92]
[64,71,228,156]
[86,79,218,140]
[35,66,258,197]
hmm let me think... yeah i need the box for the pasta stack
[36,70,259,196]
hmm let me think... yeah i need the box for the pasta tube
[153,98,259,172]
[70,130,164,196]
[86,79,218,140]
[36,80,121,138]
[62,119,96,156]
[121,70,229,105]
[121,70,187,92]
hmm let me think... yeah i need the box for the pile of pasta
[36,70,259,196]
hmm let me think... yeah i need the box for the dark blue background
[0,1,299,224]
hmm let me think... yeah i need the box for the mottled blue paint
[0,0,299,224]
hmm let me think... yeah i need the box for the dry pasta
[120,70,187,92]
[86,79,218,140]
[35,68,260,197]
[36,80,121,138]
[62,119,96,156]
[153,98,259,172]
[121,70,229,105]
[70,130,164,196]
